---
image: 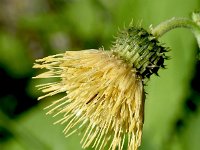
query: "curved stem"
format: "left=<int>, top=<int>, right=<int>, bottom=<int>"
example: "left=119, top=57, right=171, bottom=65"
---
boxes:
left=152, top=17, right=200, bottom=38
left=151, top=13, right=200, bottom=59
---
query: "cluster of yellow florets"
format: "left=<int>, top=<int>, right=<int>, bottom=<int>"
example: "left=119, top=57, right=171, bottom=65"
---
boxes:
left=34, top=50, right=145, bottom=150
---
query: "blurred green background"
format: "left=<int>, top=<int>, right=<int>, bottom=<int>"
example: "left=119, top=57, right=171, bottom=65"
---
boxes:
left=0, top=0, right=200, bottom=150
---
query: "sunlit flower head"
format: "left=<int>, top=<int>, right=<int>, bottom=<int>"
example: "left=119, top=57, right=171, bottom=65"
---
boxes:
left=33, top=25, right=168, bottom=150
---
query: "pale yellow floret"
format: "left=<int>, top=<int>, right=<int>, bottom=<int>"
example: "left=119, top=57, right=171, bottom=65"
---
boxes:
left=33, top=49, right=145, bottom=150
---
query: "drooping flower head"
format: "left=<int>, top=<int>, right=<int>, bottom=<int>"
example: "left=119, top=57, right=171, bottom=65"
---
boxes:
left=33, top=25, right=168, bottom=150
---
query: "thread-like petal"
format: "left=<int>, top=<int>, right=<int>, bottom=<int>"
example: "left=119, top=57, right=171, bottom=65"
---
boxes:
left=33, top=49, right=145, bottom=150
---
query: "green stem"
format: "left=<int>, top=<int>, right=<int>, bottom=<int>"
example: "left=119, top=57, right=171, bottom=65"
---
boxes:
left=151, top=12, right=200, bottom=53
left=152, top=17, right=200, bottom=37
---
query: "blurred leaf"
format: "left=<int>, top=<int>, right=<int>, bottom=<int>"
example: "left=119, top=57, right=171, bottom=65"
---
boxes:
left=182, top=110, right=200, bottom=150
left=1, top=103, right=83, bottom=150
left=0, top=32, right=32, bottom=77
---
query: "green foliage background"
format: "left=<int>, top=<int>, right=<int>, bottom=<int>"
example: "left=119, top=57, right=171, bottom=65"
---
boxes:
left=0, top=0, right=200, bottom=150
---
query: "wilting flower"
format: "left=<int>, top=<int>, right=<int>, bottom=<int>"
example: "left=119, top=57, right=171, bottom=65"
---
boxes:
left=33, top=25, right=168, bottom=150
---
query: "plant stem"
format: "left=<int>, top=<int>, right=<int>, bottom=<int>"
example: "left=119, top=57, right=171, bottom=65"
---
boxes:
left=152, top=18, right=200, bottom=37
left=151, top=14, right=200, bottom=52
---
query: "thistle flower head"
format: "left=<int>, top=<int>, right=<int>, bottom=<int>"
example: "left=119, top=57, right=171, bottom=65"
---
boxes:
left=33, top=25, right=168, bottom=150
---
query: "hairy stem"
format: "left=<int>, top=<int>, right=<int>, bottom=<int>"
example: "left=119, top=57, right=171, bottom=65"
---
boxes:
left=152, top=17, right=200, bottom=38
left=151, top=12, right=200, bottom=58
